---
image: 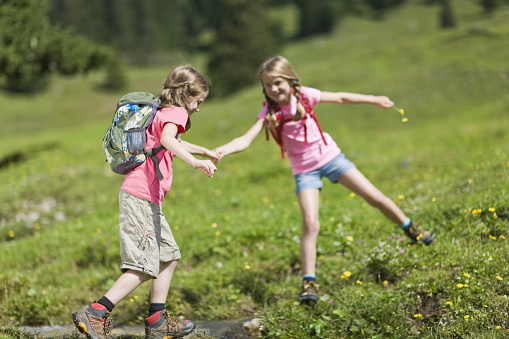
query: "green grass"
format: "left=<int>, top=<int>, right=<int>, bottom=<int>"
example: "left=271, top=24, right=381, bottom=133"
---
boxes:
left=1, top=1, right=509, bottom=338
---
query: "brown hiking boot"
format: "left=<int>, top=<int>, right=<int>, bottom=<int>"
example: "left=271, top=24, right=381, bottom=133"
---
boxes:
left=72, top=305, right=113, bottom=339
left=145, top=310, right=195, bottom=339
left=402, top=222, right=435, bottom=245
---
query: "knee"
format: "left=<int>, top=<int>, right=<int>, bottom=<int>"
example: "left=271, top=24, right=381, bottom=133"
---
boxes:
left=302, top=216, right=320, bottom=235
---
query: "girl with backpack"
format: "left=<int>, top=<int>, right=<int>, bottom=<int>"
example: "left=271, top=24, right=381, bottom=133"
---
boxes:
left=214, top=56, right=434, bottom=304
left=72, top=66, right=217, bottom=339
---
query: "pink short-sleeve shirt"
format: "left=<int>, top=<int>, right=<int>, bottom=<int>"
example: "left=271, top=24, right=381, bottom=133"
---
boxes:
left=257, top=86, right=341, bottom=175
left=120, top=106, right=188, bottom=205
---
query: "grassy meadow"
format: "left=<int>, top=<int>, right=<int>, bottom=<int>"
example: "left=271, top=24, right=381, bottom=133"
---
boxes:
left=1, top=1, right=509, bottom=338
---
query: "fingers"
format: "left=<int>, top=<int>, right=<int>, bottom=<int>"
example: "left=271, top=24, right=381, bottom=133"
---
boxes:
left=195, top=159, right=217, bottom=178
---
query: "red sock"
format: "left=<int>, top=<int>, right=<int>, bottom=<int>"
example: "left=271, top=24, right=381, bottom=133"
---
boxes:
left=145, top=310, right=163, bottom=324
left=91, top=303, right=107, bottom=311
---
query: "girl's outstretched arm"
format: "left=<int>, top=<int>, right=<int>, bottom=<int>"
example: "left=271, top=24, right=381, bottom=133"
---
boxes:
left=214, top=118, right=265, bottom=159
left=320, top=91, right=394, bottom=108
left=161, top=123, right=217, bottom=178
left=180, top=140, right=221, bottom=163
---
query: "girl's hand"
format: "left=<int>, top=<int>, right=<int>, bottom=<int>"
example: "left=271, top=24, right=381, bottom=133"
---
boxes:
left=194, top=159, right=217, bottom=178
left=213, top=146, right=228, bottom=162
left=374, top=96, right=394, bottom=108
left=203, top=149, right=222, bottom=164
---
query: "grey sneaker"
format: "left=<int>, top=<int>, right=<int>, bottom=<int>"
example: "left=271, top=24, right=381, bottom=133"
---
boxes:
left=145, top=310, right=195, bottom=339
left=72, top=305, right=113, bottom=339
left=402, top=222, right=435, bottom=245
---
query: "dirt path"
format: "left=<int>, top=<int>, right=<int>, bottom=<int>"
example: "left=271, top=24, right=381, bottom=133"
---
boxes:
left=21, top=318, right=260, bottom=338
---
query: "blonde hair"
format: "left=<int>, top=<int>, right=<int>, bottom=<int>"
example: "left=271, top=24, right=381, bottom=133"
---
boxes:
left=257, top=56, right=306, bottom=122
left=158, top=66, right=209, bottom=132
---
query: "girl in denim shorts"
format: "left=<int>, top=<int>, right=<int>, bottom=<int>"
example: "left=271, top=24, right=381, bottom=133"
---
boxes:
left=72, top=66, right=218, bottom=339
left=214, top=56, right=435, bottom=304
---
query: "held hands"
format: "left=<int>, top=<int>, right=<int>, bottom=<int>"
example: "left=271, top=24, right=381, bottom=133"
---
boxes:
left=194, top=159, right=217, bottom=178
left=203, top=149, right=222, bottom=164
left=213, top=145, right=232, bottom=163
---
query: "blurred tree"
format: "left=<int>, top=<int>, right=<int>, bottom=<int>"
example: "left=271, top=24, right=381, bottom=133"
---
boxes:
left=362, top=0, right=406, bottom=18
left=207, top=0, right=278, bottom=97
left=294, top=0, right=337, bottom=36
left=100, top=55, right=128, bottom=91
left=480, top=0, right=497, bottom=13
left=439, top=0, right=456, bottom=28
left=0, top=0, right=111, bottom=92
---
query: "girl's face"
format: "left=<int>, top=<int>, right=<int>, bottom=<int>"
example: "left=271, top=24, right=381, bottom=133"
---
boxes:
left=261, top=74, right=292, bottom=105
left=188, top=91, right=208, bottom=114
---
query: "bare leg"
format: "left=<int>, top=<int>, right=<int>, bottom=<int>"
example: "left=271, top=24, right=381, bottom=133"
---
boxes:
left=150, top=260, right=179, bottom=303
left=298, top=188, right=320, bottom=276
left=337, top=168, right=407, bottom=225
left=104, top=270, right=152, bottom=305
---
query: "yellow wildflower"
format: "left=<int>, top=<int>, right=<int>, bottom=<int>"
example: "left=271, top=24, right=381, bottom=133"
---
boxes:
left=463, top=273, right=471, bottom=279
left=414, top=314, right=423, bottom=318
left=245, top=265, right=251, bottom=270
left=499, top=235, right=505, bottom=239
left=464, top=315, right=469, bottom=319
left=341, top=271, right=352, bottom=279
left=346, top=236, right=354, bottom=242
left=489, top=235, right=497, bottom=240
left=489, top=207, right=496, bottom=212
left=457, top=283, right=464, bottom=288
left=446, top=301, right=453, bottom=305
left=496, top=276, right=503, bottom=281
left=401, top=117, right=408, bottom=122
left=356, top=280, right=362, bottom=285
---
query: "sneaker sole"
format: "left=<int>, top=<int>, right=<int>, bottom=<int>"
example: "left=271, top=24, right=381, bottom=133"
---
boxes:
left=422, top=233, right=436, bottom=245
left=148, top=323, right=196, bottom=339
left=72, top=312, right=95, bottom=339
left=299, top=295, right=319, bottom=304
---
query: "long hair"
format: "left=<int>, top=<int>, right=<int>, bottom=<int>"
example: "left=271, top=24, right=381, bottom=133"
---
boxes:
left=257, top=56, right=306, bottom=123
left=158, top=66, right=209, bottom=132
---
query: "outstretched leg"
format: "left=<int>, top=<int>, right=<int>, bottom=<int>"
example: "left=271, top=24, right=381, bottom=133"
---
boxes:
left=336, top=168, right=407, bottom=224
left=337, top=168, right=434, bottom=244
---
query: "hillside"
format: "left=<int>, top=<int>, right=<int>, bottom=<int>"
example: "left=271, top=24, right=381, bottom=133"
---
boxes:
left=1, top=1, right=509, bottom=338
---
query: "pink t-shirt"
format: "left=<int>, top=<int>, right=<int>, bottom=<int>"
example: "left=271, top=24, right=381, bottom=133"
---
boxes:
left=257, top=86, right=341, bottom=175
left=120, top=106, right=188, bottom=205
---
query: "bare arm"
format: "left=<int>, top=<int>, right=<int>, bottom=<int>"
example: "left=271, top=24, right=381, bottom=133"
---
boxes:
left=160, top=123, right=217, bottom=177
left=320, top=91, right=394, bottom=108
left=180, top=140, right=220, bottom=163
left=214, top=118, right=265, bottom=159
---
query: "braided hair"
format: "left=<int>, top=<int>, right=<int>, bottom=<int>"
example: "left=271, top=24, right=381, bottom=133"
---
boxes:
left=258, top=56, right=307, bottom=127
left=158, top=66, right=209, bottom=132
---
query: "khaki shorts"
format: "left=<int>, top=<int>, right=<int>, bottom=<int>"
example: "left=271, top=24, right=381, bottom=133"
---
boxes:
left=118, top=190, right=181, bottom=278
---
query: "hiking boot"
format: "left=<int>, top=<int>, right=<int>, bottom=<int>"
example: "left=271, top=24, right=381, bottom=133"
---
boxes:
left=145, top=310, right=195, bottom=339
left=298, top=279, right=319, bottom=304
left=72, top=305, right=113, bottom=339
left=402, top=222, right=435, bottom=245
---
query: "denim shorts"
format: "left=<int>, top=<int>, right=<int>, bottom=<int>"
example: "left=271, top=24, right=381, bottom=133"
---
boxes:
left=294, top=153, right=356, bottom=194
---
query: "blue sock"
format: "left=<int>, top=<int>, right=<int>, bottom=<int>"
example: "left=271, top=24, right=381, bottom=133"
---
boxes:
left=400, top=217, right=412, bottom=229
left=303, top=274, right=316, bottom=281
